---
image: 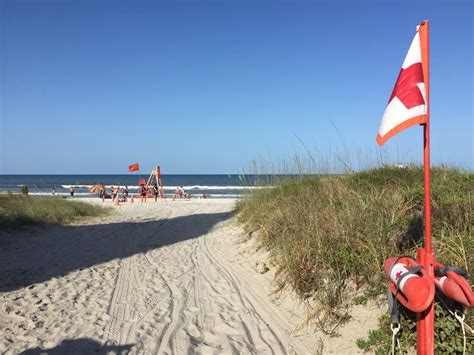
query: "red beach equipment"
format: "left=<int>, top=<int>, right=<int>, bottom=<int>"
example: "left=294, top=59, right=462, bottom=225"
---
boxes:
left=89, top=184, right=105, bottom=193
left=384, top=257, right=435, bottom=313
left=434, top=263, right=474, bottom=307
left=377, top=21, right=435, bottom=352
left=128, top=163, right=140, bottom=172
left=144, top=166, right=165, bottom=199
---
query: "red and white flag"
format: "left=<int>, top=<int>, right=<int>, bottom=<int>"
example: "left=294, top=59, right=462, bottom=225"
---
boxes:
left=377, top=24, right=429, bottom=146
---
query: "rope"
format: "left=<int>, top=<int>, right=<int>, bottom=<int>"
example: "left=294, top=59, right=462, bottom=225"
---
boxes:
left=386, top=257, right=419, bottom=355
left=454, top=310, right=466, bottom=355
left=391, top=322, right=401, bottom=355
left=435, top=294, right=473, bottom=354
left=435, top=293, right=455, bottom=316
left=456, top=312, right=473, bottom=334
left=435, top=293, right=473, bottom=331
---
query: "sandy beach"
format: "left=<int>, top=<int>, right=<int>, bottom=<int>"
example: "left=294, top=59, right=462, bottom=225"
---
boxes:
left=0, top=198, right=382, bottom=354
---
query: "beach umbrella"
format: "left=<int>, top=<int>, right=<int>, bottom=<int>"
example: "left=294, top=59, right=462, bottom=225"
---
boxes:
left=89, top=184, right=105, bottom=193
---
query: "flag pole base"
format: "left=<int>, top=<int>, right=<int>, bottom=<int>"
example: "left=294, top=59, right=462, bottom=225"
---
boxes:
left=416, top=247, right=435, bottom=355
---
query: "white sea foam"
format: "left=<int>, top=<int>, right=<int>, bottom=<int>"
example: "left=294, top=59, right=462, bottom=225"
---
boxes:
left=163, top=185, right=266, bottom=190
left=60, top=185, right=95, bottom=189
left=29, top=192, right=95, bottom=197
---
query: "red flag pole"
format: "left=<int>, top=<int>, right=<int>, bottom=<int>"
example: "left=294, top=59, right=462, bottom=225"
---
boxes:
left=416, top=20, right=435, bottom=355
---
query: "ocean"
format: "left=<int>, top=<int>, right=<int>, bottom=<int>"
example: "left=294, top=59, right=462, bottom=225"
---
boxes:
left=0, top=175, right=271, bottom=199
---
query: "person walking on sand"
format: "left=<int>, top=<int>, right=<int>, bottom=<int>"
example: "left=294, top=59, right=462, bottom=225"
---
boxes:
left=140, top=184, right=147, bottom=202
left=20, top=185, right=29, bottom=195
left=70, top=186, right=75, bottom=197
left=152, top=183, right=159, bottom=202
left=120, top=187, right=127, bottom=202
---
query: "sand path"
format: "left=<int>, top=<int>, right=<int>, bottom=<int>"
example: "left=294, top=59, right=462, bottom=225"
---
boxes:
left=0, top=199, right=313, bottom=354
left=1, top=198, right=381, bottom=354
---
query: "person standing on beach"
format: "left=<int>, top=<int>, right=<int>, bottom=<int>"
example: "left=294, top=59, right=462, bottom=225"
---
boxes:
left=70, top=187, right=75, bottom=197
left=152, top=183, right=158, bottom=202
left=140, top=184, right=147, bottom=202
left=20, top=185, right=29, bottom=195
left=119, top=187, right=127, bottom=202
left=112, top=187, right=118, bottom=202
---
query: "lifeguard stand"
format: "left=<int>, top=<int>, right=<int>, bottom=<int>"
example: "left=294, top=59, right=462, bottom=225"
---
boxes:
left=144, top=166, right=165, bottom=199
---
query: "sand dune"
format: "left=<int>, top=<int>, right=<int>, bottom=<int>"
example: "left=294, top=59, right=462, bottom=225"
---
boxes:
left=0, top=198, right=382, bottom=354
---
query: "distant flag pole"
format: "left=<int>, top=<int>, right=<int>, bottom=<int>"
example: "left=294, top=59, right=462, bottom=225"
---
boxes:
left=377, top=21, right=434, bottom=354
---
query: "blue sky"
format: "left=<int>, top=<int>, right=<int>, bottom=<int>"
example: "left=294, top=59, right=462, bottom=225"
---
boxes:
left=0, top=0, right=472, bottom=174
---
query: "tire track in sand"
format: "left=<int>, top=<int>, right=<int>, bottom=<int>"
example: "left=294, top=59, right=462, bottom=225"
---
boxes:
left=201, top=222, right=311, bottom=354
left=105, top=202, right=310, bottom=353
left=104, top=207, right=174, bottom=348
left=198, top=231, right=287, bottom=354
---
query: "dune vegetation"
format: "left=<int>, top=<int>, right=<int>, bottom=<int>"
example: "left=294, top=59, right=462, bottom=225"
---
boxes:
left=237, top=166, right=473, bottom=353
left=0, top=194, right=111, bottom=229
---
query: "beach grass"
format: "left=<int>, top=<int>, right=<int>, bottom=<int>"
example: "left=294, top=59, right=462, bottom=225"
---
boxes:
left=236, top=166, right=473, bottom=350
left=0, top=194, right=111, bottom=229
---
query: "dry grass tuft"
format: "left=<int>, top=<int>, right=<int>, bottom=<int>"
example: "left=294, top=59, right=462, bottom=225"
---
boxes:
left=0, top=194, right=111, bottom=228
left=237, top=166, right=473, bottom=338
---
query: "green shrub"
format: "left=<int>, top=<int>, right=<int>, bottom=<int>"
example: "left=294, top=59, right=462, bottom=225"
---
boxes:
left=0, top=194, right=111, bottom=228
left=237, top=166, right=473, bottom=349
left=356, top=302, right=473, bottom=354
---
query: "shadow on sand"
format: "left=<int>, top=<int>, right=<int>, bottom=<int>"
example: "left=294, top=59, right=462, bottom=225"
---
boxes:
left=0, top=211, right=231, bottom=293
left=21, top=338, right=133, bottom=354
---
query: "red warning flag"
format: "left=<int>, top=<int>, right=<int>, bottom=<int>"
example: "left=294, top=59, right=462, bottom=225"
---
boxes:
left=377, top=24, right=429, bottom=146
left=128, top=163, right=140, bottom=172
